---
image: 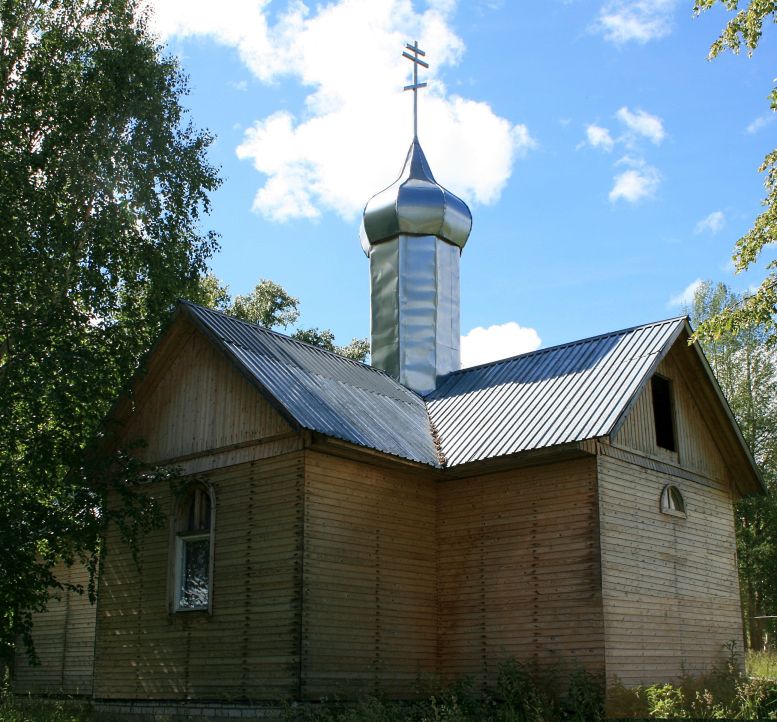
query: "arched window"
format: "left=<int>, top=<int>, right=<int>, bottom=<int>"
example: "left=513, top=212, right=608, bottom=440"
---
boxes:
left=660, top=484, right=686, bottom=518
left=174, top=484, right=213, bottom=611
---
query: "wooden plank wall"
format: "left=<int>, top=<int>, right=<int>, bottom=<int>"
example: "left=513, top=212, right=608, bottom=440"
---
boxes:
left=92, top=452, right=304, bottom=701
left=14, top=562, right=96, bottom=696
left=122, top=328, right=292, bottom=465
left=438, top=458, right=604, bottom=689
left=615, top=346, right=733, bottom=484
left=301, top=451, right=437, bottom=699
left=597, top=454, right=742, bottom=686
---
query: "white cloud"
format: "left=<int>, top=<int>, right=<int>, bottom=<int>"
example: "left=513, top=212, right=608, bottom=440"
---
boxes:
left=149, top=0, right=533, bottom=222
left=609, top=157, right=660, bottom=202
left=694, top=210, right=725, bottom=235
left=594, top=0, right=676, bottom=45
left=585, top=124, right=615, bottom=151
left=615, top=106, right=665, bottom=144
left=460, top=322, right=542, bottom=368
left=746, top=113, right=776, bottom=134
left=668, top=278, right=703, bottom=309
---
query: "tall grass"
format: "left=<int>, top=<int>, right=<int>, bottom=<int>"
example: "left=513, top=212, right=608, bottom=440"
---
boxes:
left=748, top=649, right=777, bottom=680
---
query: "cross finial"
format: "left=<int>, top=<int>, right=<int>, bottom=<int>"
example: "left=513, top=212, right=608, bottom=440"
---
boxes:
left=403, top=41, right=428, bottom=139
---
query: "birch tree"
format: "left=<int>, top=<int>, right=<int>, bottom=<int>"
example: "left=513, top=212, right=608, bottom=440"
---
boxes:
left=0, top=0, right=220, bottom=662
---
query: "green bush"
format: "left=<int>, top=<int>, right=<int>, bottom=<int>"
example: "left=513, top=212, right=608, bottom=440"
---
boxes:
left=14, top=650, right=777, bottom=721
left=280, top=658, right=603, bottom=722
left=605, top=644, right=777, bottom=720
left=0, top=697, right=95, bottom=722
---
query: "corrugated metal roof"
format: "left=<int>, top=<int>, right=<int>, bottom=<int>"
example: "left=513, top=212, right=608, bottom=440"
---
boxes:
left=426, top=317, right=686, bottom=467
left=181, top=302, right=441, bottom=466
left=181, top=302, right=687, bottom=469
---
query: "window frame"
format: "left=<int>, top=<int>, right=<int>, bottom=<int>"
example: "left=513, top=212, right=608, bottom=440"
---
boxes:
left=170, top=482, right=215, bottom=614
left=660, top=483, right=687, bottom=519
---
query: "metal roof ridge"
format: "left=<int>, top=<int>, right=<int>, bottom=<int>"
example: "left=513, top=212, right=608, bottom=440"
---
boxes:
left=431, top=315, right=689, bottom=384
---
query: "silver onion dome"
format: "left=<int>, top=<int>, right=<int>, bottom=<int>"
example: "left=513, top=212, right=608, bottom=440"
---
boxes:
left=360, top=139, right=472, bottom=255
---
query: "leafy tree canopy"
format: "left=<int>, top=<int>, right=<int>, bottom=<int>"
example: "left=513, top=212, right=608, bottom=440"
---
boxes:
left=693, top=1, right=777, bottom=343
left=192, top=275, right=370, bottom=362
left=0, top=0, right=220, bottom=662
left=689, top=281, right=777, bottom=648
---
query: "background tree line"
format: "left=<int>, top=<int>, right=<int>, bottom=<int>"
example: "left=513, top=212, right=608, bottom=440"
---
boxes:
left=689, top=0, right=777, bottom=650
left=689, top=282, right=777, bottom=650
left=192, top=274, right=368, bottom=361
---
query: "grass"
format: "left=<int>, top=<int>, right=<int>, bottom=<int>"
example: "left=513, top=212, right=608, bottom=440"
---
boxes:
left=748, top=649, right=777, bottom=679
left=2, top=652, right=777, bottom=721
left=0, top=697, right=95, bottom=722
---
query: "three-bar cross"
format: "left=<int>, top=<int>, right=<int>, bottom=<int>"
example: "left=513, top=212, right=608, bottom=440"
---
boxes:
left=403, top=41, right=428, bottom=139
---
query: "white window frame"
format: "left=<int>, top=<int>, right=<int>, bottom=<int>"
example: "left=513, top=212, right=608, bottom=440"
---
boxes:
left=660, top=483, right=687, bottom=519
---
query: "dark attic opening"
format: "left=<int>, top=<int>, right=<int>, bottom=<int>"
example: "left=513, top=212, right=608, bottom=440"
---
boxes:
left=651, top=374, right=676, bottom=452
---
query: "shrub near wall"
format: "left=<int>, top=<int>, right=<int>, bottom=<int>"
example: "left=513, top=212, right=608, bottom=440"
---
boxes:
left=283, top=659, right=605, bottom=722
left=6, top=653, right=777, bottom=721
left=605, top=648, right=777, bottom=720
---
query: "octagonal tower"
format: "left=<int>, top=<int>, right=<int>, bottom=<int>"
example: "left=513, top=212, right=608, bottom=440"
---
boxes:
left=360, top=138, right=472, bottom=395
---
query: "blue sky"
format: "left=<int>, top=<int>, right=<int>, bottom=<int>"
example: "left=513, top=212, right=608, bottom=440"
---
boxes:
left=150, top=0, right=775, bottom=366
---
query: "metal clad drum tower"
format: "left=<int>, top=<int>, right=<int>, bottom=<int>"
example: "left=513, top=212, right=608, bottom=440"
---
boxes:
left=359, top=42, right=472, bottom=395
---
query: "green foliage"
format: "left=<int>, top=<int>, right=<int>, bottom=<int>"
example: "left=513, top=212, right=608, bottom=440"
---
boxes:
left=749, top=649, right=777, bottom=678
left=281, top=658, right=603, bottom=722
left=0, top=0, right=219, bottom=664
left=0, top=699, right=94, bottom=722
left=292, top=328, right=371, bottom=362
left=6, top=657, right=774, bottom=721
left=193, top=276, right=370, bottom=362
left=560, top=666, right=605, bottom=722
left=692, top=2, right=777, bottom=344
left=6, top=655, right=777, bottom=722
left=689, top=282, right=777, bottom=650
left=694, top=0, right=777, bottom=58
left=645, top=683, right=688, bottom=718
left=493, top=658, right=557, bottom=721
left=231, top=279, right=301, bottom=329
left=190, top=272, right=231, bottom=312
left=607, top=645, right=777, bottom=719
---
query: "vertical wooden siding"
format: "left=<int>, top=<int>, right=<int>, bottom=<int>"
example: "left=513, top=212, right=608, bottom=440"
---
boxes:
left=14, top=563, right=96, bottom=696
left=301, top=451, right=437, bottom=699
left=123, top=328, right=291, bottom=465
left=92, top=452, right=304, bottom=701
left=598, top=454, right=742, bottom=686
left=614, top=346, right=733, bottom=484
left=438, top=458, right=604, bottom=688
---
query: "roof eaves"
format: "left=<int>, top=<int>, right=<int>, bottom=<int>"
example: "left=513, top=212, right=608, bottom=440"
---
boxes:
left=605, top=317, right=688, bottom=440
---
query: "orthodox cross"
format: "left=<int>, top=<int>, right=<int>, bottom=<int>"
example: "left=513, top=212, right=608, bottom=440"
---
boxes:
left=403, top=41, right=428, bottom=139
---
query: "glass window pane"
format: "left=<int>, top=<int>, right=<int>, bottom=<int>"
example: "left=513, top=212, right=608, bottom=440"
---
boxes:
left=179, top=538, right=209, bottom=609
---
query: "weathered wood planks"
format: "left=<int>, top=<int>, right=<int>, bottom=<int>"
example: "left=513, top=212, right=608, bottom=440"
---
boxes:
left=14, top=563, right=96, bottom=696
